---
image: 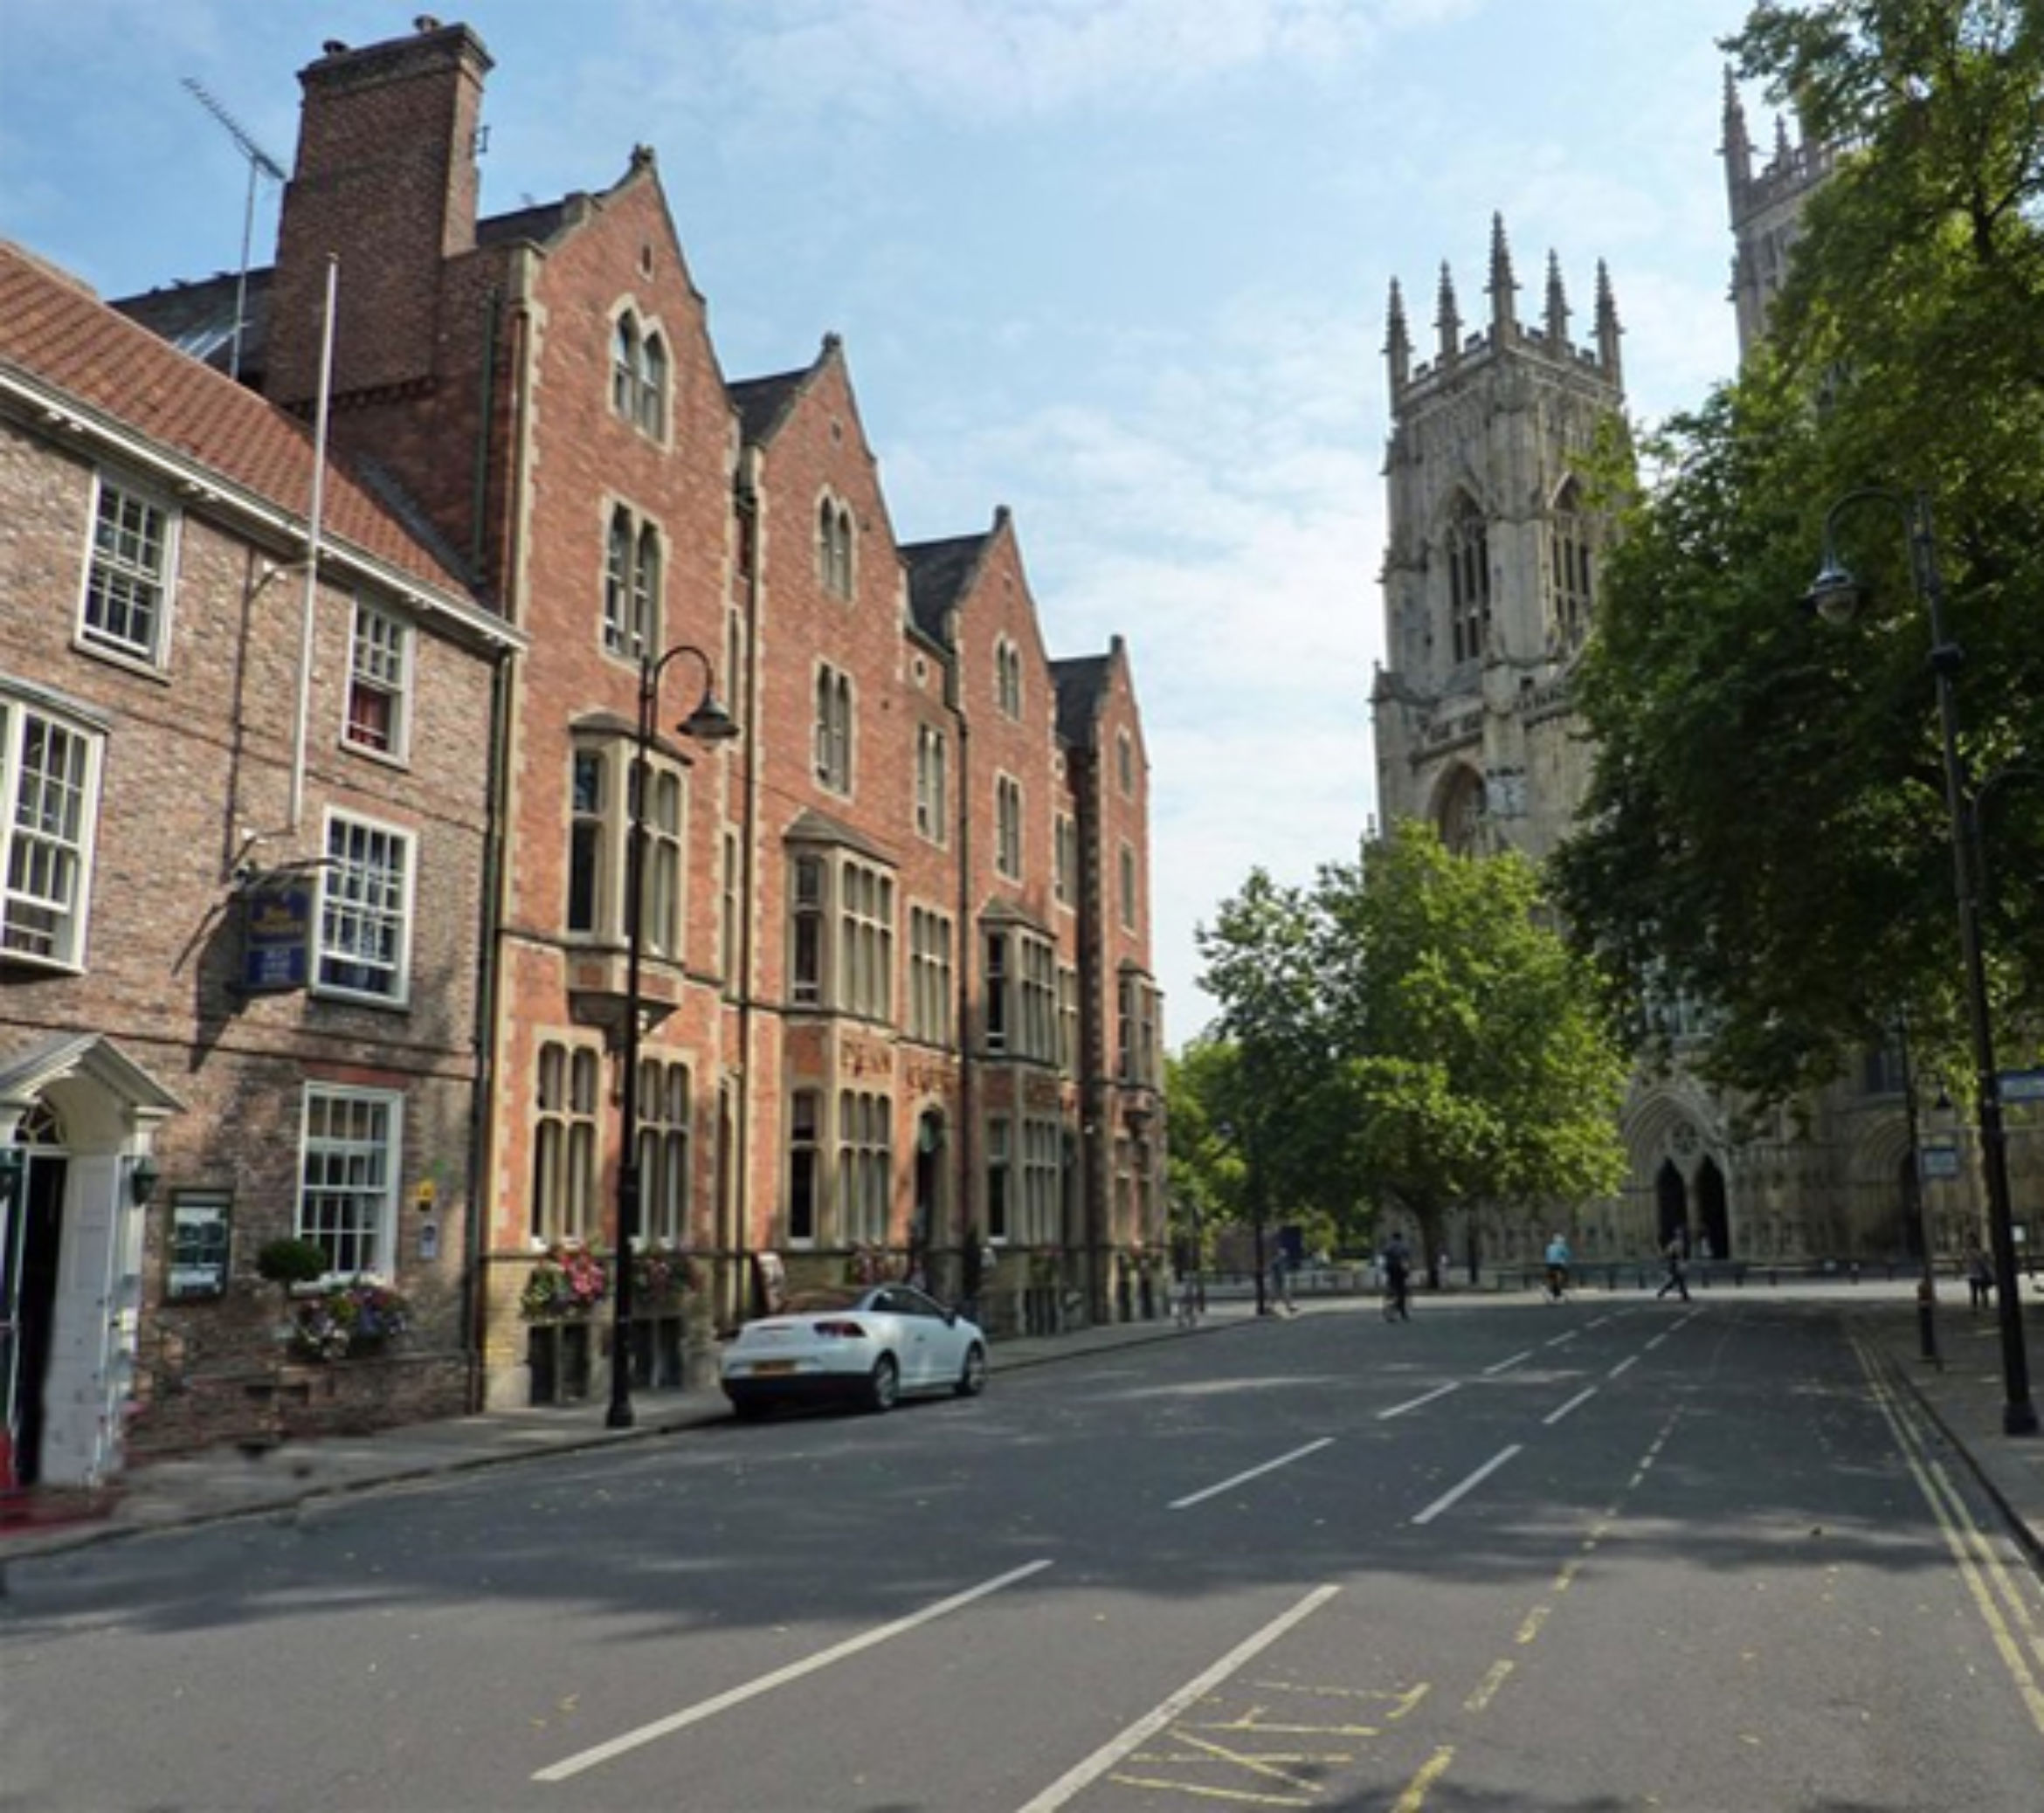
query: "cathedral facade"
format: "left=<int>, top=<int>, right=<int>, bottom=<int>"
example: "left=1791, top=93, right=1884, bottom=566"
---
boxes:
left=1368, top=88, right=2005, bottom=1277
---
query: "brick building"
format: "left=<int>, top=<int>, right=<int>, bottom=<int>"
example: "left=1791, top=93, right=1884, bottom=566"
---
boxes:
left=97, top=17, right=1164, bottom=1427
left=0, top=240, right=518, bottom=1486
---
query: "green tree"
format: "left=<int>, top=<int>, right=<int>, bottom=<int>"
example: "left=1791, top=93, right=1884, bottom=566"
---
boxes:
left=1163, top=1038, right=1246, bottom=1260
left=1197, top=830, right=1628, bottom=1276
left=1554, top=0, right=2044, bottom=1102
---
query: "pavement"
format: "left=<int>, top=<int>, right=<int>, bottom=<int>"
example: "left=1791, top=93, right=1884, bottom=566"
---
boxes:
left=3, top=1279, right=2041, bottom=1575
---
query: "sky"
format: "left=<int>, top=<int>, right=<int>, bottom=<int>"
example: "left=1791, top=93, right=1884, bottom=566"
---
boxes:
left=0, top=0, right=1765, bottom=1039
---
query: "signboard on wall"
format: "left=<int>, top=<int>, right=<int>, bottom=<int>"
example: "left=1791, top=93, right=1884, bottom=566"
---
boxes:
left=166, top=1191, right=231, bottom=1300
left=240, top=880, right=312, bottom=992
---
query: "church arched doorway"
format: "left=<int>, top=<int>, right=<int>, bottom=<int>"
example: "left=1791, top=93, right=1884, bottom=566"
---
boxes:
left=1697, top=1157, right=1730, bottom=1261
left=1656, top=1160, right=1688, bottom=1253
left=1899, top=1150, right=1924, bottom=1259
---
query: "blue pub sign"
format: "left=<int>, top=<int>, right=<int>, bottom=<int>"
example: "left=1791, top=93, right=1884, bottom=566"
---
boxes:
left=240, top=880, right=312, bottom=992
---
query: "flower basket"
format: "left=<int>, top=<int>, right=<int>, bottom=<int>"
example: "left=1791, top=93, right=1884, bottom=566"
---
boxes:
left=632, top=1246, right=698, bottom=1310
left=287, top=1279, right=411, bottom=1362
left=521, top=1244, right=611, bottom=1320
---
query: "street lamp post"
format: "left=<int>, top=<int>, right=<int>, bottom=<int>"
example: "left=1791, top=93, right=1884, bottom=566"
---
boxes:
left=1806, top=487, right=2036, bottom=1436
left=607, top=644, right=739, bottom=1431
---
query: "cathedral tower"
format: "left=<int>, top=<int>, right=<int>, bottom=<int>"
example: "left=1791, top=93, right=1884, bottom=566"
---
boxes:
left=1722, top=69, right=1833, bottom=361
left=1371, top=216, right=1626, bottom=862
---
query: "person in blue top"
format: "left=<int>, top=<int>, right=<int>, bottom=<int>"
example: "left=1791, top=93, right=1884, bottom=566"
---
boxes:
left=1543, top=1231, right=1572, bottom=1302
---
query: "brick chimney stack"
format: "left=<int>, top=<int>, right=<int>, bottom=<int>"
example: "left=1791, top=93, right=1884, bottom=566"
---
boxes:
left=269, top=20, right=494, bottom=408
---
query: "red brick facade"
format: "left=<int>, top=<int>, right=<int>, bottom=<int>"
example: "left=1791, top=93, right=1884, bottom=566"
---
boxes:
left=35, top=13, right=1165, bottom=1443
left=0, top=241, right=515, bottom=1476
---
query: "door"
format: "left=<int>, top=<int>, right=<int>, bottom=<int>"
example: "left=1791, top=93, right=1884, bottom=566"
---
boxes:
left=1, top=1151, right=66, bottom=1488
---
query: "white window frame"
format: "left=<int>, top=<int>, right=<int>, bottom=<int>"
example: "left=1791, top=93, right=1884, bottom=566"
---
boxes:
left=80, top=472, right=178, bottom=668
left=343, top=597, right=412, bottom=760
left=0, top=693, right=103, bottom=970
left=297, top=1084, right=403, bottom=1279
left=315, top=810, right=416, bottom=1005
left=602, top=505, right=662, bottom=659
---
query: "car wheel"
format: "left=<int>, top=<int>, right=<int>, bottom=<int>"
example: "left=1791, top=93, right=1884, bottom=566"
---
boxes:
left=729, top=1396, right=769, bottom=1421
left=865, top=1353, right=901, bottom=1413
left=954, top=1343, right=988, bottom=1397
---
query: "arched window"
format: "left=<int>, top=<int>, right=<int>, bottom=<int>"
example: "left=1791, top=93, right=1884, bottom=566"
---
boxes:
left=637, top=331, right=667, bottom=437
left=603, top=507, right=634, bottom=653
left=1435, top=764, right=1486, bottom=857
left=632, top=522, right=661, bottom=656
left=1549, top=477, right=1593, bottom=645
left=1447, top=493, right=1490, bottom=665
left=815, top=497, right=853, bottom=598
left=611, top=316, right=639, bottom=418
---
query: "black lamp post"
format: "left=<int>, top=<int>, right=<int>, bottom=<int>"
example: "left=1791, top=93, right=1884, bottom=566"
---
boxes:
left=1806, top=487, right=2035, bottom=1436
left=607, top=643, right=738, bottom=1431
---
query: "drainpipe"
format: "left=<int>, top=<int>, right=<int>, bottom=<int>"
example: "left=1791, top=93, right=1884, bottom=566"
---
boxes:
left=952, top=638, right=976, bottom=1299
left=461, top=642, right=514, bottom=1408
left=732, top=455, right=764, bottom=1330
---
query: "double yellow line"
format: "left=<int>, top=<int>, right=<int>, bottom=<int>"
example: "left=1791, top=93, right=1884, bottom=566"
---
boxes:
left=1854, top=1337, right=2044, bottom=1736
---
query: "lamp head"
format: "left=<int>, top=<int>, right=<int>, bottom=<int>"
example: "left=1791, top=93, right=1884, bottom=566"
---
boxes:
left=1805, top=555, right=1862, bottom=627
left=677, top=686, right=740, bottom=743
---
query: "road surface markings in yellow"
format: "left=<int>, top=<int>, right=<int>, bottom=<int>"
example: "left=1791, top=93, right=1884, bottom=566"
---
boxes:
left=1463, top=1659, right=1515, bottom=1713
left=1389, top=1746, right=1455, bottom=1811
left=534, top=1559, right=1053, bottom=1781
left=1170, top=1439, right=1336, bottom=1511
left=1112, top=1679, right=1430, bottom=1804
left=1016, top=1585, right=1343, bottom=1813
left=1853, top=1338, right=2044, bottom=1737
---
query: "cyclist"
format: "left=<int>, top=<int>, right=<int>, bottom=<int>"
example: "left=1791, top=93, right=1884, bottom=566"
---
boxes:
left=1381, top=1232, right=1412, bottom=1322
left=1543, top=1230, right=1572, bottom=1302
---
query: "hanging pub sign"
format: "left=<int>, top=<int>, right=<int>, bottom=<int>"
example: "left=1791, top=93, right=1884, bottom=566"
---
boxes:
left=240, top=877, right=313, bottom=992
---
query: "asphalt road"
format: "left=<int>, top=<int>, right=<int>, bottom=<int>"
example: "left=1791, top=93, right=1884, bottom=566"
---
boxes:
left=5, top=1297, right=2044, bottom=1812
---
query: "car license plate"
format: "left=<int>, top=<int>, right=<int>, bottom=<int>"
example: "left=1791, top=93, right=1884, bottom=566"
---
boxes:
left=751, top=1361, right=797, bottom=1375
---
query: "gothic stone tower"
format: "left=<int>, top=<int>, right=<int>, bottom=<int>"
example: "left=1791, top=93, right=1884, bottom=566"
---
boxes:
left=1371, top=216, right=1622, bottom=864
left=1722, top=69, right=1835, bottom=363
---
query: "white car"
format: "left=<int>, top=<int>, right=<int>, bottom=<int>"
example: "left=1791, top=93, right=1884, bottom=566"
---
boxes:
left=720, top=1283, right=990, bottom=1417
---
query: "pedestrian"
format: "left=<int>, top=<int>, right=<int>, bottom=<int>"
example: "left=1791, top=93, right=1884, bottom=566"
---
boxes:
left=1269, top=1251, right=1295, bottom=1315
left=1967, top=1245, right=1993, bottom=1311
left=1543, top=1230, right=1572, bottom=1302
left=1656, top=1237, right=1691, bottom=1303
left=1381, top=1232, right=1412, bottom=1321
left=1174, top=1266, right=1200, bottom=1329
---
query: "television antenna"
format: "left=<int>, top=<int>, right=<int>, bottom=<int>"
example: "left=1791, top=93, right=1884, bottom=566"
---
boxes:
left=182, top=77, right=287, bottom=381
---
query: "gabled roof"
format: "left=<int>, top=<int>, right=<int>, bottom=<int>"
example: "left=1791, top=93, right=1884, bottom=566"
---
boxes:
left=899, top=531, right=991, bottom=645
left=727, top=369, right=809, bottom=445
left=0, top=240, right=483, bottom=605
left=1051, top=653, right=1114, bottom=748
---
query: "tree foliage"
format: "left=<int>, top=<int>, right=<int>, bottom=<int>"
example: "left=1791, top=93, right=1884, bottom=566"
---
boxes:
left=1553, top=0, right=2044, bottom=1103
left=1196, top=829, right=1629, bottom=1265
